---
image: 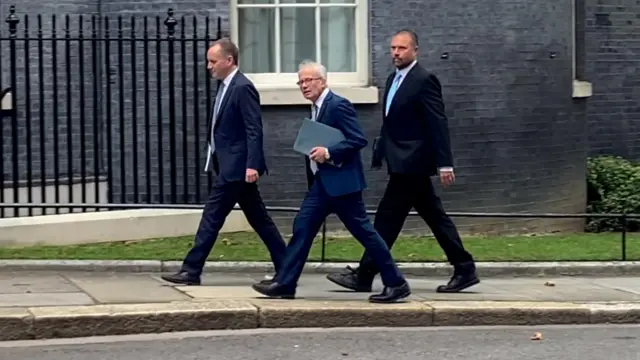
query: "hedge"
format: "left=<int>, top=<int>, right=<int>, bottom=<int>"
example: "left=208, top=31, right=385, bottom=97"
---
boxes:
left=586, top=155, right=640, bottom=232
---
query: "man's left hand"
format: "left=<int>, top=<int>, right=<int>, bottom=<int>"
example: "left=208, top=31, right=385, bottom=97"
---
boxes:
left=309, top=147, right=328, bottom=164
left=439, top=169, right=455, bottom=187
left=246, top=168, right=259, bottom=183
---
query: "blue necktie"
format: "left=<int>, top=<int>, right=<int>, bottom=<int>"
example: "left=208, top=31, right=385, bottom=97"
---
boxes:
left=385, top=72, right=402, bottom=116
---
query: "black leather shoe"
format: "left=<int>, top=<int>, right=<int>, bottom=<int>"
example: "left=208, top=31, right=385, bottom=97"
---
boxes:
left=326, top=266, right=373, bottom=292
left=436, top=272, right=480, bottom=293
left=160, top=271, right=201, bottom=286
left=368, top=282, right=411, bottom=303
left=251, top=281, right=296, bottom=299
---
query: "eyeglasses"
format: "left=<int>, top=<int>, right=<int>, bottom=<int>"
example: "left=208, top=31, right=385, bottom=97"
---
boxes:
left=296, top=77, right=321, bottom=86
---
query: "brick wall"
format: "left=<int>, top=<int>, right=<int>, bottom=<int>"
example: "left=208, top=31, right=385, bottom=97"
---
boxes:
left=0, top=0, right=589, bottom=235
left=583, top=0, right=640, bottom=161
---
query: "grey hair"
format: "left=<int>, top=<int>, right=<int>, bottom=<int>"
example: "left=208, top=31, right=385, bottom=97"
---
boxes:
left=298, top=59, right=327, bottom=80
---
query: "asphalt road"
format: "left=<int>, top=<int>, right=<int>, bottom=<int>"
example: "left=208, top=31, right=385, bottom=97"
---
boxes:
left=1, top=325, right=640, bottom=360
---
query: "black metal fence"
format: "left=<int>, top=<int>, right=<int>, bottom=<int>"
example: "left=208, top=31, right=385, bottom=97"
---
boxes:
left=0, top=6, right=638, bottom=262
left=0, top=6, right=222, bottom=217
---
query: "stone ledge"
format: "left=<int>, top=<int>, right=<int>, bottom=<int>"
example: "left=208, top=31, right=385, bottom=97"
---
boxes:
left=258, top=86, right=379, bottom=105
left=5, top=260, right=640, bottom=278
left=252, top=299, right=433, bottom=328
left=2, top=300, right=640, bottom=341
left=0, top=209, right=251, bottom=247
left=427, top=300, right=592, bottom=326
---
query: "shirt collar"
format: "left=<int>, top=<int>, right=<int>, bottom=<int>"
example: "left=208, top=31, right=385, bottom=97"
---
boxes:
left=395, top=59, right=417, bottom=78
left=314, top=88, right=330, bottom=109
left=223, top=67, right=239, bottom=86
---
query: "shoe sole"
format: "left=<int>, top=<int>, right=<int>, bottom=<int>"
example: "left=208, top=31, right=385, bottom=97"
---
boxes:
left=161, top=276, right=201, bottom=286
left=368, top=290, right=412, bottom=304
left=251, top=285, right=296, bottom=299
left=326, top=275, right=372, bottom=292
left=436, top=278, right=480, bottom=293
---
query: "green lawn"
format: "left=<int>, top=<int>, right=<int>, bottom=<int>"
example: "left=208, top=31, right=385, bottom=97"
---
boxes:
left=0, top=232, right=638, bottom=262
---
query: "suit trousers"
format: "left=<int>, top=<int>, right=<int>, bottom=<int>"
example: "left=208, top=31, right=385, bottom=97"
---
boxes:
left=181, top=180, right=286, bottom=277
left=275, top=177, right=405, bottom=289
left=358, top=173, right=475, bottom=277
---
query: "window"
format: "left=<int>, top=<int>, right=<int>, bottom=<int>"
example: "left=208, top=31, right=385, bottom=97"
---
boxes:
left=229, top=0, right=369, bottom=88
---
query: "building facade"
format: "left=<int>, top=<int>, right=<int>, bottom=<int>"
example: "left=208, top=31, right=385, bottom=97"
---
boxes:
left=0, top=0, right=637, bottom=235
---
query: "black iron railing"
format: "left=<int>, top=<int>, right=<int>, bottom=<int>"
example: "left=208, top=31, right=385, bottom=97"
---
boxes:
left=0, top=6, right=223, bottom=216
left=1, top=6, right=638, bottom=263
left=0, top=202, right=638, bottom=261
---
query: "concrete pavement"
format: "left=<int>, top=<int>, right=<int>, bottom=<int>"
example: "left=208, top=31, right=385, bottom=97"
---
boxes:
left=2, top=271, right=640, bottom=341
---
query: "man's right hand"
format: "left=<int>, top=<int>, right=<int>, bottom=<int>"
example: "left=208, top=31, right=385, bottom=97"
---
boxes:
left=439, top=169, right=455, bottom=187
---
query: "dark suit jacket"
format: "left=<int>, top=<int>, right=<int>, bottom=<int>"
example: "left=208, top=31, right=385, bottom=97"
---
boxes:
left=207, top=71, right=268, bottom=183
left=374, top=63, right=454, bottom=176
left=304, top=91, right=368, bottom=197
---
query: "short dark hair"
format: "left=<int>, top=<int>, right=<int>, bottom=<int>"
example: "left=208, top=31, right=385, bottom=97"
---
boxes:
left=212, top=38, right=239, bottom=65
left=394, top=29, right=419, bottom=47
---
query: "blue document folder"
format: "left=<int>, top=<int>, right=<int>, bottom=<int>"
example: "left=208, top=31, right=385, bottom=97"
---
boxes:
left=293, top=118, right=346, bottom=155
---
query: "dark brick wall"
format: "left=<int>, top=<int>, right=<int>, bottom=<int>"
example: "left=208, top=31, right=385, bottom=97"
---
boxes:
left=0, top=0, right=589, bottom=235
left=583, top=0, right=640, bottom=161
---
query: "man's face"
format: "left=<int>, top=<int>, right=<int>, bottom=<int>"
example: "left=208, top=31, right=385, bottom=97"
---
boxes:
left=297, top=67, right=325, bottom=101
left=390, top=33, right=417, bottom=69
left=206, top=45, right=233, bottom=79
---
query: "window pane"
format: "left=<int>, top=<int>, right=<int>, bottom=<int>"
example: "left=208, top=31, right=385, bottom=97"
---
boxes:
left=320, top=7, right=356, bottom=72
left=238, top=8, right=276, bottom=73
left=280, top=8, right=316, bottom=73
left=319, top=0, right=355, bottom=3
left=281, top=0, right=315, bottom=3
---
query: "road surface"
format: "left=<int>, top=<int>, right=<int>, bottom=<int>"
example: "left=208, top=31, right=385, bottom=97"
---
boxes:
left=1, top=325, right=640, bottom=359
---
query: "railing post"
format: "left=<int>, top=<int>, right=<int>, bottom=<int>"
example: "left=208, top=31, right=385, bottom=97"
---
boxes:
left=621, top=213, right=627, bottom=261
left=6, top=6, right=20, bottom=217
left=164, top=9, right=178, bottom=203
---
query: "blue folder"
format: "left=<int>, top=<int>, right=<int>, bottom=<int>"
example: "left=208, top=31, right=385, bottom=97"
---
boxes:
left=293, top=118, right=346, bottom=155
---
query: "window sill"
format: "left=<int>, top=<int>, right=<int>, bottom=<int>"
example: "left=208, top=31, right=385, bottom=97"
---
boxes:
left=572, top=80, right=592, bottom=98
left=257, top=86, right=379, bottom=106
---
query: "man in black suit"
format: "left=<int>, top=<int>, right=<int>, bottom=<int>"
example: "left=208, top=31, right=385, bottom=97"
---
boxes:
left=251, top=60, right=411, bottom=303
left=327, top=30, right=480, bottom=293
left=161, top=39, right=286, bottom=286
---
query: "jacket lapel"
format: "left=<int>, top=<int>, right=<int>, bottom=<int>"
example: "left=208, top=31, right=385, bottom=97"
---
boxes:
left=213, top=73, right=238, bottom=131
left=384, top=63, right=420, bottom=119
left=315, top=91, right=332, bottom=124
left=382, top=74, right=394, bottom=119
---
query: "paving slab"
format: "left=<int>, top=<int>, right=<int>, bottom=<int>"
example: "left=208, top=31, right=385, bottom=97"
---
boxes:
left=150, top=273, right=259, bottom=287
left=478, top=278, right=640, bottom=302
left=0, top=293, right=95, bottom=307
left=588, top=277, right=640, bottom=296
left=178, top=286, right=264, bottom=299
left=171, top=275, right=640, bottom=302
left=66, top=273, right=192, bottom=303
left=0, top=272, right=80, bottom=294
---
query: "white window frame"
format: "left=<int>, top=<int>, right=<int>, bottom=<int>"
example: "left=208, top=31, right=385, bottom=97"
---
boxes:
left=229, top=0, right=370, bottom=89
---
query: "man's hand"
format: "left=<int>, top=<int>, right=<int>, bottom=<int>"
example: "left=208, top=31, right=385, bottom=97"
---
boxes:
left=309, top=146, right=329, bottom=164
left=439, top=169, right=455, bottom=187
left=246, top=168, right=259, bottom=183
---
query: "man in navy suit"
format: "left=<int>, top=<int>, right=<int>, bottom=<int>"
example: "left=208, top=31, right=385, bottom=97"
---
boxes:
left=161, top=39, right=286, bottom=286
left=251, top=60, right=411, bottom=303
left=327, top=30, right=479, bottom=293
